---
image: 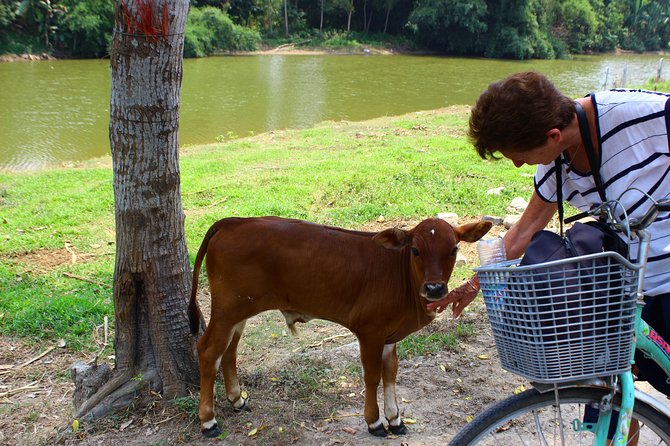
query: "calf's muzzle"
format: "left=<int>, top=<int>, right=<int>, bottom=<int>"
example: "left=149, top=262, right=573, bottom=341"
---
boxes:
left=422, top=282, right=447, bottom=300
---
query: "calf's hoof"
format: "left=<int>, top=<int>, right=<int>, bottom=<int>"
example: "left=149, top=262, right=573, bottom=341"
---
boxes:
left=231, top=398, right=251, bottom=412
left=202, top=423, right=222, bottom=438
left=389, top=421, right=408, bottom=435
left=368, top=424, right=387, bottom=437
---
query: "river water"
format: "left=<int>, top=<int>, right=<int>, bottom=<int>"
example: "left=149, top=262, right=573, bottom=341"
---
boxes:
left=0, top=53, right=666, bottom=170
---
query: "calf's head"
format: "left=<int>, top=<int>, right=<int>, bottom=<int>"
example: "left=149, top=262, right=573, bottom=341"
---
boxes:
left=372, top=218, right=492, bottom=300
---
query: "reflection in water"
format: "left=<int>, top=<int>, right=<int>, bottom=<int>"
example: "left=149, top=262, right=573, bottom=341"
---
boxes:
left=265, top=55, right=285, bottom=130
left=0, top=54, right=667, bottom=170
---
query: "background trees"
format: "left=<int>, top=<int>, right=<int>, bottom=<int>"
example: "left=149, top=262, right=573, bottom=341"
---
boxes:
left=1, top=1, right=668, bottom=62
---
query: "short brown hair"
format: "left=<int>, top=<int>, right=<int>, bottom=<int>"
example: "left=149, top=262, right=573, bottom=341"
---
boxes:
left=468, top=72, right=576, bottom=159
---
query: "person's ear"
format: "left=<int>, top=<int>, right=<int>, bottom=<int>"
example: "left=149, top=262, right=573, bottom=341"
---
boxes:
left=546, top=128, right=561, bottom=143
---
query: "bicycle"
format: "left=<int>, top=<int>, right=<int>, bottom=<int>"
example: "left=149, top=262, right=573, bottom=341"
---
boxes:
left=449, top=196, right=670, bottom=445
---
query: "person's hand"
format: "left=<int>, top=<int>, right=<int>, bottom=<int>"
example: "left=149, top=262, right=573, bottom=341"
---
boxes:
left=426, top=277, right=479, bottom=318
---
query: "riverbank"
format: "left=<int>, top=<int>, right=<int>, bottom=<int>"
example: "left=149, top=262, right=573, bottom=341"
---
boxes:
left=0, top=52, right=56, bottom=62
left=3, top=42, right=667, bottom=63
left=0, top=42, right=421, bottom=62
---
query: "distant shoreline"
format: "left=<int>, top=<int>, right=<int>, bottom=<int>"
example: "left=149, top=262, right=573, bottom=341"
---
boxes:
left=0, top=42, right=404, bottom=62
left=0, top=52, right=56, bottom=62
left=0, top=44, right=438, bottom=62
left=2, top=45, right=668, bottom=63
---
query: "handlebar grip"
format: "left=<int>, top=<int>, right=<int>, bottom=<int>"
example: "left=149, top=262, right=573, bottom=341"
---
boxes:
left=657, top=198, right=670, bottom=212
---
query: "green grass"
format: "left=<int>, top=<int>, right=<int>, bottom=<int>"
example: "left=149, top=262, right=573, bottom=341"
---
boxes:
left=642, top=78, right=670, bottom=92
left=0, top=107, right=531, bottom=350
left=397, top=322, right=476, bottom=360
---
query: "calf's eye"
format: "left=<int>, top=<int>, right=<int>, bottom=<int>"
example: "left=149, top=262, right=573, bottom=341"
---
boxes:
left=411, top=247, right=420, bottom=256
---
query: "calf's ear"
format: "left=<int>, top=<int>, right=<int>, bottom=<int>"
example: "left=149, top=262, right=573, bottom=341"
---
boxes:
left=372, top=228, right=410, bottom=250
left=455, top=221, right=493, bottom=243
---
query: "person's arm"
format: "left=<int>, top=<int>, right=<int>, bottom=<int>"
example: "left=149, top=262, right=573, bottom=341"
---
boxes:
left=503, top=191, right=557, bottom=260
left=427, top=191, right=557, bottom=317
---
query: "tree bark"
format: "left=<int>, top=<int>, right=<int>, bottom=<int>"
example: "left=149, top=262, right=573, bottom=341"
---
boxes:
left=74, top=0, right=199, bottom=420
left=320, top=0, right=324, bottom=33
left=384, top=2, right=391, bottom=34
left=284, top=0, right=289, bottom=36
left=363, top=0, right=367, bottom=33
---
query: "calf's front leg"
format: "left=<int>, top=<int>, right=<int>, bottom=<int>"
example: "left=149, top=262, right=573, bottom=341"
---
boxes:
left=382, top=343, right=407, bottom=435
left=359, top=338, right=386, bottom=436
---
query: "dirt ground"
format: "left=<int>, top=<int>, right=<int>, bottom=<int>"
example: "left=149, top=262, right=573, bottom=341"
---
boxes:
left=1, top=305, right=523, bottom=446
left=5, top=220, right=665, bottom=446
left=0, top=220, right=527, bottom=446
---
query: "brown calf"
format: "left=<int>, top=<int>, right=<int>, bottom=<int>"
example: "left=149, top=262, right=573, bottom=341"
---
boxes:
left=188, top=216, right=491, bottom=438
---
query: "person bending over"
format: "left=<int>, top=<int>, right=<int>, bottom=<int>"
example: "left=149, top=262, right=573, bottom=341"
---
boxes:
left=428, top=72, right=670, bottom=406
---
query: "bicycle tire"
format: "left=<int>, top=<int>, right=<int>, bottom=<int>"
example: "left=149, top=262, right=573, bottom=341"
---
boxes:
left=449, top=387, right=670, bottom=445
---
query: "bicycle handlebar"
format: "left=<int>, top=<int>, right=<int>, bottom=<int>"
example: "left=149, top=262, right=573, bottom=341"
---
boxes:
left=565, top=197, right=670, bottom=233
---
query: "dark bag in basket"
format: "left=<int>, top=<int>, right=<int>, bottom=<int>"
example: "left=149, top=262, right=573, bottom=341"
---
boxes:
left=520, top=220, right=626, bottom=265
left=518, top=221, right=628, bottom=343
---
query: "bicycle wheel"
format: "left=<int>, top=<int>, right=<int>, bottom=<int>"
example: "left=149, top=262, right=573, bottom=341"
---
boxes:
left=449, top=387, right=670, bottom=445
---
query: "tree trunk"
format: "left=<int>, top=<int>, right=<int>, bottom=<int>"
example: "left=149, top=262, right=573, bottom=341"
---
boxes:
left=347, top=0, right=353, bottom=33
left=74, top=0, right=199, bottom=420
left=320, top=0, right=323, bottom=33
left=284, top=0, right=289, bottom=36
left=363, top=0, right=367, bottom=33
left=384, top=2, right=391, bottom=34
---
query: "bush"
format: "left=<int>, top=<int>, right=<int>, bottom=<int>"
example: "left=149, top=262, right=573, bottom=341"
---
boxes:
left=184, top=25, right=209, bottom=58
left=0, top=31, right=46, bottom=55
left=0, top=3, right=15, bottom=29
left=184, top=6, right=259, bottom=57
left=231, top=24, right=260, bottom=51
left=58, top=0, right=114, bottom=57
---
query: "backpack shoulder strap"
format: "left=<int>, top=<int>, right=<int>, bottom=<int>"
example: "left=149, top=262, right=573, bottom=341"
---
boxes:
left=555, top=157, right=564, bottom=236
left=574, top=101, right=606, bottom=202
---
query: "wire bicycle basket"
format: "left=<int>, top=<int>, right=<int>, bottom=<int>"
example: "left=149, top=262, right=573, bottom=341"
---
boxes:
left=475, top=252, right=640, bottom=383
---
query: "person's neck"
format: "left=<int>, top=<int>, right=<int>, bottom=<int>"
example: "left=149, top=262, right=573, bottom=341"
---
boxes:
left=561, top=117, right=590, bottom=173
left=567, top=97, right=600, bottom=173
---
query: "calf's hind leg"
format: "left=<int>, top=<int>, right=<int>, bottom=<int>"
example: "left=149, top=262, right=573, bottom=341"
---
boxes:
left=196, top=320, right=237, bottom=438
left=220, top=320, right=249, bottom=411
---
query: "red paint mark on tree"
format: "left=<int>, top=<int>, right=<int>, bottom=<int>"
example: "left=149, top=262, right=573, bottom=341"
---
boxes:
left=119, top=0, right=169, bottom=40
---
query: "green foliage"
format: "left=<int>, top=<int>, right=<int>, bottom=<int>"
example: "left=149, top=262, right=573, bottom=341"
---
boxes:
left=58, top=0, right=113, bottom=57
left=557, top=0, right=599, bottom=53
left=1, top=0, right=670, bottom=59
left=184, top=6, right=259, bottom=58
left=0, top=28, right=45, bottom=54
left=171, top=396, right=199, bottom=419
left=14, top=0, right=67, bottom=47
left=0, top=1, right=16, bottom=28
left=483, top=0, right=552, bottom=59
left=620, top=0, right=670, bottom=52
left=407, top=0, right=488, bottom=55
left=590, top=0, right=624, bottom=52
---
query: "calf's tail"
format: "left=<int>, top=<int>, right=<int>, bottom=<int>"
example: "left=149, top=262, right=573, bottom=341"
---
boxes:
left=189, top=222, right=221, bottom=335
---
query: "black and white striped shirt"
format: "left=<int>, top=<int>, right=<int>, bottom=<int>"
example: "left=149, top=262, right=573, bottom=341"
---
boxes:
left=535, top=89, right=670, bottom=296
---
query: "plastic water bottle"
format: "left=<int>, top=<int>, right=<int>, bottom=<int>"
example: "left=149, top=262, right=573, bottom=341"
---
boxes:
left=477, top=237, right=507, bottom=317
left=477, top=236, right=507, bottom=266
